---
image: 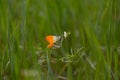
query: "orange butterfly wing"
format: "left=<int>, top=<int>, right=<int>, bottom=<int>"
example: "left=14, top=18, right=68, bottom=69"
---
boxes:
left=47, top=43, right=54, bottom=48
left=46, top=36, right=54, bottom=43
left=46, top=36, right=54, bottom=48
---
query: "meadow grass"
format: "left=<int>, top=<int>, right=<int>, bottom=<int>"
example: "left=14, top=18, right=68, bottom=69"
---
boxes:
left=0, top=0, right=120, bottom=80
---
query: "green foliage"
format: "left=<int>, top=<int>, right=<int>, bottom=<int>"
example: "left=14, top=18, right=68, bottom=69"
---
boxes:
left=0, top=0, right=120, bottom=80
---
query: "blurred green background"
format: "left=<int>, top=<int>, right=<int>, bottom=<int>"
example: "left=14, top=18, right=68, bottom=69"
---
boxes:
left=0, top=0, right=120, bottom=80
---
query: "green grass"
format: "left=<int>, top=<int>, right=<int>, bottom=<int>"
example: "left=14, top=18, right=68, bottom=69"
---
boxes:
left=0, top=0, right=120, bottom=80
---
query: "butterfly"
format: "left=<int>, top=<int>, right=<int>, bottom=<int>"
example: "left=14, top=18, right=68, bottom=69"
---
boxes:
left=45, top=32, right=70, bottom=49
